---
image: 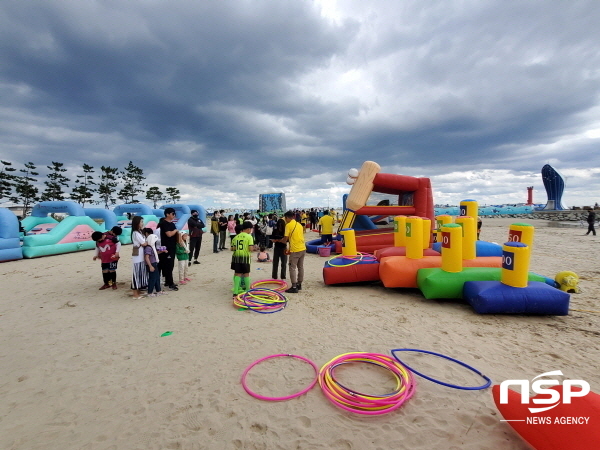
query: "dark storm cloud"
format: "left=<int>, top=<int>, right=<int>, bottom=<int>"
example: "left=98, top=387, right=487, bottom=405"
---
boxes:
left=1, top=0, right=600, bottom=207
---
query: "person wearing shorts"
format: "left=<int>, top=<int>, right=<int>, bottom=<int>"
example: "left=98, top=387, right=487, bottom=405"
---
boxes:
left=230, top=221, right=255, bottom=297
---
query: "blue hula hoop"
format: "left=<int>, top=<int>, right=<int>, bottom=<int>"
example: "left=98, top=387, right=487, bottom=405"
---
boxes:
left=390, top=348, right=491, bottom=391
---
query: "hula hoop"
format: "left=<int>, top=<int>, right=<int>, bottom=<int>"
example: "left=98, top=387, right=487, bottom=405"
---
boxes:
left=318, top=352, right=415, bottom=415
left=250, top=279, right=289, bottom=292
left=234, top=288, right=287, bottom=314
left=326, top=252, right=376, bottom=267
left=390, top=348, right=491, bottom=390
left=241, top=354, right=319, bottom=401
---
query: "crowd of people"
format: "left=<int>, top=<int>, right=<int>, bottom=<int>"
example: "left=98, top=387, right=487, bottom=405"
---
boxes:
left=90, top=207, right=339, bottom=300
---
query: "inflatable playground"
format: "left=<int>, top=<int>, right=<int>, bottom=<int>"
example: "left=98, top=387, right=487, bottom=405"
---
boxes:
left=321, top=161, right=573, bottom=315
left=0, top=201, right=208, bottom=261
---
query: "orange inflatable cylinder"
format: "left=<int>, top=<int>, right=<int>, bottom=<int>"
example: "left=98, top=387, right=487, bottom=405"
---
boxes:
left=441, top=223, right=463, bottom=273
left=508, top=223, right=534, bottom=248
left=455, top=216, right=476, bottom=260
left=393, top=216, right=406, bottom=247
left=405, top=216, right=423, bottom=259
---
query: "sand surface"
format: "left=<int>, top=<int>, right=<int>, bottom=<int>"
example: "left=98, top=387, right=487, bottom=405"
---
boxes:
left=1, top=218, right=599, bottom=450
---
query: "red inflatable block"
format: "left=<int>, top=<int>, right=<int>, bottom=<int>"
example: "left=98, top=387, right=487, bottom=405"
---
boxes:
left=493, top=385, right=600, bottom=450
left=323, top=262, right=381, bottom=285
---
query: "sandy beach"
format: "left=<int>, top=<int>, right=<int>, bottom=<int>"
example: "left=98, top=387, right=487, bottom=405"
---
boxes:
left=1, top=218, right=598, bottom=450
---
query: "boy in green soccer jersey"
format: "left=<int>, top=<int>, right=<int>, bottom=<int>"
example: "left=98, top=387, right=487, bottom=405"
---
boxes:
left=230, top=221, right=256, bottom=297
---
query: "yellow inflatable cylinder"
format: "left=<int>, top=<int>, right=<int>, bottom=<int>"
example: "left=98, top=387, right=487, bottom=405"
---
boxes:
left=421, top=217, right=431, bottom=249
left=455, top=216, right=476, bottom=260
left=508, top=223, right=534, bottom=248
left=393, top=216, right=406, bottom=247
left=405, top=216, right=423, bottom=259
left=435, top=215, right=453, bottom=231
left=339, top=228, right=357, bottom=257
left=441, top=224, right=463, bottom=273
left=460, top=199, right=478, bottom=220
left=501, top=242, right=530, bottom=288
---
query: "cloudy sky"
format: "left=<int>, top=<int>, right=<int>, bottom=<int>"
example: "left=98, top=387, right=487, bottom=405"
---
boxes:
left=1, top=0, right=600, bottom=210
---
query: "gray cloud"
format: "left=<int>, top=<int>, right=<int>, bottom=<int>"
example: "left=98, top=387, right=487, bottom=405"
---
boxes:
left=1, top=0, right=600, bottom=209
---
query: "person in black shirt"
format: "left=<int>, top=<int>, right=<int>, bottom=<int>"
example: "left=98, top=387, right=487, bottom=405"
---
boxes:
left=585, top=209, right=596, bottom=236
left=159, top=208, right=179, bottom=290
left=218, top=209, right=228, bottom=250
left=187, top=210, right=205, bottom=265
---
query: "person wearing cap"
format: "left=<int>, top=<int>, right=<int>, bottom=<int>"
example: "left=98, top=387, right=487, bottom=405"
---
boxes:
left=187, top=209, right=205, bottom=265
left=158, top=207, right=179, bottom=290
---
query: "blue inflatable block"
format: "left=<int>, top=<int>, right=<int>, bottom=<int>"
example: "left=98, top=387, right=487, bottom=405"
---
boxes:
left=464, top=281, right=570, bottom=315
left=432, top=240, right=502, bottom=257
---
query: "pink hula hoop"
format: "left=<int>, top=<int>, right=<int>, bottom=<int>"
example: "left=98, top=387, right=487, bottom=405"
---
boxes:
left=241, top=354, right=319, bottom=401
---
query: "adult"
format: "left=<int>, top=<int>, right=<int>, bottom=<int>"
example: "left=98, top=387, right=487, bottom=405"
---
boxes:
left=279, top=210, right=306, bottom=293
left=159, top=207, right=179, bottom=290
left=585, top=209, right=596, bottom=236
left=318, top=209, right=335, bottom=245
left=258, top=215, right=272, bottom=248
left=218, top=209, right=228, bottom=250
left=309, top=208, right=317, bottom=231
left=266, top=213, right=277, bottom=249
left=211, top=211, right=221, bottom=253
left=130, top=216, right=148, bottom=299
left=187, top=209, right=205, bottom=265
left=271, top=217, right=287, bottom=280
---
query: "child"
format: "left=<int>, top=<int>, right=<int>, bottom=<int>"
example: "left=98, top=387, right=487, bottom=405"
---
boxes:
left=257, top=245, right=270, bottom=263
left=144, top=233, right=166, bottom=297
left=92, top=230, right=121, bottom=290
left=230, top=221, right=255, bottom=298
left=227, top=215, right=237, bottom=246
left=175, top=231, right=191, bottom=284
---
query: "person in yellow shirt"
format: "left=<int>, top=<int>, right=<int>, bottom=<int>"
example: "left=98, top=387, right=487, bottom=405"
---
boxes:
left=274, top=211, right=306, bottom=293
left=318, top=210, right=335, bottom=245
left=300, top=210, right=308, bottom=233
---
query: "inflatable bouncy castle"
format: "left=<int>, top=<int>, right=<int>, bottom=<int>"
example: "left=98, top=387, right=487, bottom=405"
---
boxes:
left=334, top=161, right=435, bottom=254
left=21, top=201, right=108, bottom=258
left=0, top=208, right=23, bottom=262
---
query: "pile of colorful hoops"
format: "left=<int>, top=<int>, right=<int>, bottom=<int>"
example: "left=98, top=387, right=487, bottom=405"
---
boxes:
left=233, top=287, right=287, bottom=313
left=240, top=349, right=490, bottom=415
left=318, top=352, right=416, bottom=415
left=250, top=279, right=289, bottom=291
left=326, top=252, right=378, bottom=267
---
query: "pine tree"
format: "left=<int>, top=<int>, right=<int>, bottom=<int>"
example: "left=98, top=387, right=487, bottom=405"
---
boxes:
left=165, top=187, right=181, bottom=204
left=41, top=161, right=70, bottom=201
left=71, top=163, right=96, bottom=207
left=146, top=186, right=165, bottom=209
left=118, top=161, right=146, bottom=204
left=0, top=160, right=17, bottom=202
left=11, top=162, right=40, bottom=216
left=98, top=166, right=119, bottom=209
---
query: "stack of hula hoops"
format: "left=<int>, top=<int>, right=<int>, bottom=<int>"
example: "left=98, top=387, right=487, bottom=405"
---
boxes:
left=233, top=279, right=289, bottom=314
left=241, top=349, right=492, bottom=415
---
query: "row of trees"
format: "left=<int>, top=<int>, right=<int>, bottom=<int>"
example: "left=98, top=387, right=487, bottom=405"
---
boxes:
left=0, top=160, right=182, bottom=215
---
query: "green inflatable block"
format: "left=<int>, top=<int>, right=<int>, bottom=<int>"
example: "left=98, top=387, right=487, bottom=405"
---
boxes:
left=417, top=267, right=546, bottom=300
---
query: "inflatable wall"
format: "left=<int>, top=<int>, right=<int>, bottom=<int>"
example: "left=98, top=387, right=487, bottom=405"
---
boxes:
left=22, top=201, right=106, bottom=258
left=0, top=208, right=23, bottom=262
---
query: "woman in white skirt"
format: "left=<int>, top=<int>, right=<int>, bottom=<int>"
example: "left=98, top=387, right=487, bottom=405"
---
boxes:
left=130, top=216, right=148, bottom=299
